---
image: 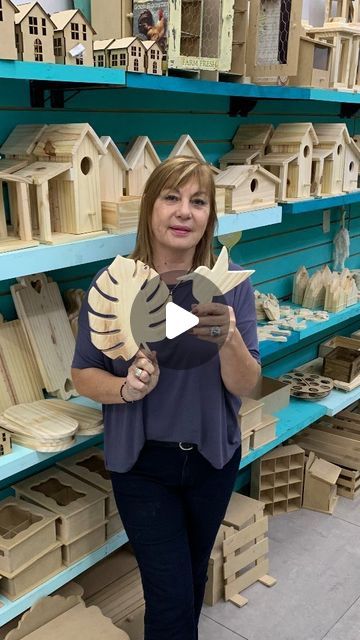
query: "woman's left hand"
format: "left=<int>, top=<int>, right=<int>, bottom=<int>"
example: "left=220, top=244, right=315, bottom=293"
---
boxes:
left=189, top=303, right=236, bottom=345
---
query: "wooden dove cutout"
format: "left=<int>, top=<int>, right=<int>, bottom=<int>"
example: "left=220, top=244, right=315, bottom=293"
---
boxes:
left=176, top=247, right=254, bottom=303
left=88, top=255, right=169, bottom=361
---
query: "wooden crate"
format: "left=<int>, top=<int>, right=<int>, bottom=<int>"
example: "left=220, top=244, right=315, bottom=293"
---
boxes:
left=204, top=524, right=231, bottom=606
left=0, top=497, right=57, bottom=574
left=291, top=417, right=360, bottom=471
left=251, top=445, right=305, bottom=516
left=323, top=346, right=360, bottom=383
left=337, top=467, right=360, bottom=500
left=62, top=522, right=107, bottom=566
left=319, top=335, right=360, bottom=359
left=0, top=542, right=62, bottom=601
left=13, top=468, right=106, bottom=543
left=57, top=447, right=117, bottom=516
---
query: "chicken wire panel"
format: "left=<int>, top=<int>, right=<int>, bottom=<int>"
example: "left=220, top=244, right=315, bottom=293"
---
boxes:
left=247, top=0, right=303, bottom=79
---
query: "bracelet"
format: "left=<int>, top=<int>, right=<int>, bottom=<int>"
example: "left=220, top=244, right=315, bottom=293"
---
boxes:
left=120, top=381, right=133, bottom=404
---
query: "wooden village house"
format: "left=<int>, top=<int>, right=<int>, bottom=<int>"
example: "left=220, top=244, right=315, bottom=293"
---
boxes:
left=93, top=39, right=114, bottom=67
left=143, top=40, right=163, bottom=75
left=51, top=9, right=95, bottom=66
left=15, top=2, right=56, bottom=63
left=220, top=124, right=274, bottom=169
left=125, top=136, right=160, bottom=196
left=214, top=165, right=280, bottom=213
left=0, top=0, right=18, bottom=60
left=259, top=123, right=318, bottom=201
left=107, top=37, right=146, bottom=72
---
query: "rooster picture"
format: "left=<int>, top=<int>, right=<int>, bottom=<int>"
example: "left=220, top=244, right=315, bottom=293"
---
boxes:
left=137, top=7, right=167, bottom=52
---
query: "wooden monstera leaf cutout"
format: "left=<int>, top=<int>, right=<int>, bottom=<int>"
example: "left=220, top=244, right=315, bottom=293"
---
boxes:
left=88, top=256, right=169, bottom=361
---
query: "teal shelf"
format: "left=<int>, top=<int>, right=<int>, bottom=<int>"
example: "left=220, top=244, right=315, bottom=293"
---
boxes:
left=0, top=529, right=128, bottom=626
left=318, top=385, right=360, bottom=416
left=0, top=60, right=125, bottom=86
left=0, top=207, right=282, bottom=280
left=281, top=191, right=360, bottom=214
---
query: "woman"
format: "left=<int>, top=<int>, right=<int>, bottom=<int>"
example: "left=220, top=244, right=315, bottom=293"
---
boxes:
left=72, top=156, right=261, bottom=640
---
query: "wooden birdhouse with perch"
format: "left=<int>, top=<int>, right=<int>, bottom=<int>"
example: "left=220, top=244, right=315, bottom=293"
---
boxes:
left=169, top=135, right=205, bottom=161
left=51, top=9, right=95, bottom=67
left=220, top=124, right=274, bottom=170
left=143, top=40, right=163, bottom=75
left=107, top=37, right=146, bottom=72
left=214, top=165, right=280, bottom=213
left=246, top=0, right=303, bottom=82
left=307, top=23, right=360, bottom=90
left=15, top=2, right=56, bottom=63
left=0, top=0, right=18, bottom=60
left=91, top=0, right=133, bottom=40
left=259, top=123, right=318, bottom=202
left=93, top=39, right=115, bottom=66
left=0, top=163, right=38, bottom=253
left=313, top=123, right=351, bottom=195
left=125, top=136, right=161, bottom=196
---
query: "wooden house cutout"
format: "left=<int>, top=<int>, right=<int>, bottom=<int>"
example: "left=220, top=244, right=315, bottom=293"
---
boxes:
left=91, top=0, right=133, bottom=40
left=0, top=0, right=18, bottom=60
left=143, top=40, right=163, bottom=75
left=15, top=2, right=56, bottom=63
left=259, top=123, right=318, bottom=201
left=324, top=0, right=359, bottom=25
left=313, top=123, right=352, bottom=195
left=51, top=9, right=95, bottom=67
left=220, top=124, right=274, bottom=169
left=169, top=135, right=205, bottom=161
left=93, top=39, right=115, bottom=67
left=215, top=165, right=280, bottom=213
left=108, top=37, right=146, bottom=72
left=246, top=0, right=303, bottom=81
left=125, top=136, right=161, bottom=196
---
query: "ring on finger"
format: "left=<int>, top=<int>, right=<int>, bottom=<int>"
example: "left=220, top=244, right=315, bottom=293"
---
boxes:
left=210, top=326, right=221, bottom=337
left=134, top=367, right=143, bottom=379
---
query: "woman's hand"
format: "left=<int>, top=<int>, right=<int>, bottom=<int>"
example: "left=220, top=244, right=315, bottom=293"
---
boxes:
left=122, top=349, right=160, bottom=402
left=189, top=303, right=237, bottom=345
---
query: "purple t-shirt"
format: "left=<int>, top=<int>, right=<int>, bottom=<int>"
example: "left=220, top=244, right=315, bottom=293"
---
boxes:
left=72, top=262, right=260, bottom=472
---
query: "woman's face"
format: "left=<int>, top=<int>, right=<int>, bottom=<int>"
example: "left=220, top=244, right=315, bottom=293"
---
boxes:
left=151, top=179, right=211, bottom=255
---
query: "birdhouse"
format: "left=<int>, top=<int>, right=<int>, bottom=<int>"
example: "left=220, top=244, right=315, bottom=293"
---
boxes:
left=324, top=0, right=359, bottom=25
left=125, top=136, right=161, bottom=196
left=107, top=37, right=146, bottom=73
left=259, top=123, right=318, bottom=201
left=214, top=165, right=280, bottom=213
left=308, top=24, right=360, bottom=90
left=302, top=452, right=341, bottom=514
left=143, top=40, right=163, bottom=75
left=313, top=123, right=351, bottom=195
left=168, top=135, right=205, bottom=161
left=93, top=39, right=115, bottom=67
left=289, top=34, right=333, bottom=88
left=0, top=160, right=39, bottom=253
left=51, top=9, right=95, bottom=67
left=91, top=0, right=132, bottom=40
left=0, top=124, right=47, bottom=161
left=344, top=138, right=360, bottom=192
left=246, top=0, right=303, bottom=82
left=220, top=124, right=274, bottom=169
left=0, top=0, right=18, bottom=60
left=15, top=2, right=56, bottom=63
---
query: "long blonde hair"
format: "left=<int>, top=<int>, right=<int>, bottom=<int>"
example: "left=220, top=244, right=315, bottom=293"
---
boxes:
left=130, top=156, right=218, bottom=270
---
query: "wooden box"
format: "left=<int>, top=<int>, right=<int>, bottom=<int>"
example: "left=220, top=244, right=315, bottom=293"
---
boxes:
left=319, top=335, right=360, bottom=359
left=239, top=397, right=264, bottom=431
left=62, top=523, right=107, bottom=566
left=0, top=542, right=62, bottom=601
left=13, top=468, right=106, bottom=543
left=0, top=497, right=57, bottom=574
left=250, top=415, right=278, bottom=449
left=251, top=445, right=305, bottom=516
left=248, top=376, right=290, bottom=414
left=323, top=346, right=360, bottom=383
left=302, top=452, right=341, bottom=514
left=57, top=447, right=116, bottom=516
left=241, top=429, right=253, bottom=457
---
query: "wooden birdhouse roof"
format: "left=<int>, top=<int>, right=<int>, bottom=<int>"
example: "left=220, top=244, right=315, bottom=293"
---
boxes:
left=109, top=37, right=144, bottom=51
left=94, top=39, right=115, bottom=51
left=215, top=165, right=280, bottom=189
left=100, top=136, right=129, bottom=170
left=33, top=124, right=107, bottom=159
left=51, top=9, right=96, bottom=34
left=348, top=138, right=360, bottom=159
left=169, top=134, right=205, bottom=161
left=125, top=136, right=160, bottom=170
left=232, top=124, right=274, bottom=148
left=270, top=123, right=319, bottom=146
left=0, top=124, right=48, bottom=157
left=314, top=123, right=352, bottom=146
left=15, top=2, right=56, bottom=27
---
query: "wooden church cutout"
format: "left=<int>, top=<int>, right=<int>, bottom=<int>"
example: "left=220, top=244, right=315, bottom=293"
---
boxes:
left=169, top=135, right=206, bottom=161
left=220, top=124, right=274, bottom=169
left=51, top=9, right=95, bottom=67
left=0, top=0, right=18, bottom=60
left=215, top=165, right=279, bottom=213
left=259, top=123, right=318, bottom=201
left=125, top=136, right=161, bottom=196
left=15, top=2, right=56, bottom=63
left=313, top=123, right=351, bottom=194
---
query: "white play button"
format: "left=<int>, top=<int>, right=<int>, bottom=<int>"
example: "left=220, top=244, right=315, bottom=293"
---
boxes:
left=166, top=302, right=199, bottom=340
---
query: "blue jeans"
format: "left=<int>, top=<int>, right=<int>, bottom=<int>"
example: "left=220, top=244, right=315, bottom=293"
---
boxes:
left=110, top=442, right=241, bottom=640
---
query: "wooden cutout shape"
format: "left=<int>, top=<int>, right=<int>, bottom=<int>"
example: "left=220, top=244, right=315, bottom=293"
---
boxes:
left=37, top=399, right=103, bottom=435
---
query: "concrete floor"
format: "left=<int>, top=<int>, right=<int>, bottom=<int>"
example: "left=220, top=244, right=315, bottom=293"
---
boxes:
left=199, top=496, right=360, bottom=640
